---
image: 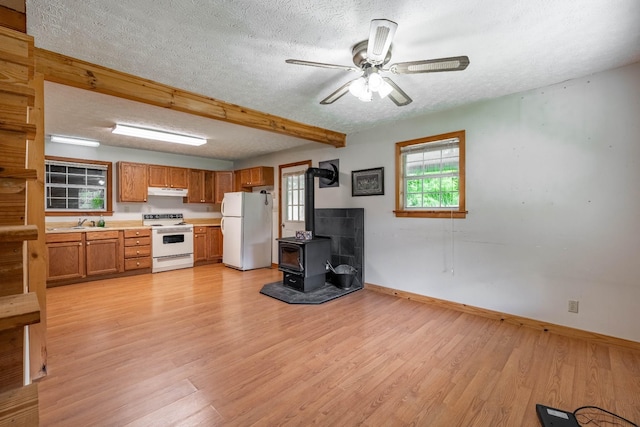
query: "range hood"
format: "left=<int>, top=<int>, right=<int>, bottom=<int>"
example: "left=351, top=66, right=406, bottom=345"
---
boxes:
left=147, top=187, right=188, bottom=197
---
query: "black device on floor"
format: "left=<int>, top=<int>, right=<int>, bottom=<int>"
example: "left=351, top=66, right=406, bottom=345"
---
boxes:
left=536, top=404, right=580, bottom=426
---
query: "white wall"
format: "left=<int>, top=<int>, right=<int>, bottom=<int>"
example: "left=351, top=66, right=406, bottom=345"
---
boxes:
left=237, top=62, right=640, bottom=342
left=45, top=143, right=234, bottom=223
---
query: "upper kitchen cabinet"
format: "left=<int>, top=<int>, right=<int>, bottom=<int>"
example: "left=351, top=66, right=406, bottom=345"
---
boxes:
left=235, top=166, right=274, bottom=190
left=118, top=162, right=148, bottom=202
left=186, top=169, right=215, bottom=204
left=214, top=171, right=234, bottom=203
left=148, top=165, right=188, bottom=188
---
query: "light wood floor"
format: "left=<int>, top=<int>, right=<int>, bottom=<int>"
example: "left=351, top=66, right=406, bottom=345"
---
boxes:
left=38, top=264, right=640, bottom=426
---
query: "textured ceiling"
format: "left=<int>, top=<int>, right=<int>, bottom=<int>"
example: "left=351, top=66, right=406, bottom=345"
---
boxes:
left=27, top=0, right=640, bottom=160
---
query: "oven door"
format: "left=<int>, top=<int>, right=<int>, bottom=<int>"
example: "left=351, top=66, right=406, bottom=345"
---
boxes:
left=152, top=227, right=194, bottom=258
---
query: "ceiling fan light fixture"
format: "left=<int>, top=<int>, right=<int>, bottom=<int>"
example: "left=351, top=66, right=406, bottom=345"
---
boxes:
left=368, top=72, right=384, bottom=91
left=349, top=77, right=367, bottom=98
left=50, top=135, right=100, bottom=147
left=377, top=79, right=394, bottom=98
left=112, top=124, right=207, bottom=146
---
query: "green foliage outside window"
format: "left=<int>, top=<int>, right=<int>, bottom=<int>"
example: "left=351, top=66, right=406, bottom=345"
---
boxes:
left=405, top=152, right=459, bottom=208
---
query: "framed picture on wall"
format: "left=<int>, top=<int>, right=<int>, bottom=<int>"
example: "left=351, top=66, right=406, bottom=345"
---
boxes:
left=351, top=167, right=384, bottom=196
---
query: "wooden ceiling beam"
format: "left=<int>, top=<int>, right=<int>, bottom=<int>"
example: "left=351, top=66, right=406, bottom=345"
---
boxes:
left=34, top=48, right=346, bottom=148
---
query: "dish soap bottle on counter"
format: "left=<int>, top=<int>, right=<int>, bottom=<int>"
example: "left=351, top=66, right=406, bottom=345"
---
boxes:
left=97, top=215, right=105, bottom=227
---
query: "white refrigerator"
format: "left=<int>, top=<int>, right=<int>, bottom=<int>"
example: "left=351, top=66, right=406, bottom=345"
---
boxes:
left=221, top=192, right=273, bottom=270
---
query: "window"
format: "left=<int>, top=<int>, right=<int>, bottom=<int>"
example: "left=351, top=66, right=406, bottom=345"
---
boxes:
left=395, top=130, right=466, bottom=218
left=45, top=156, right=113, bottom=216
left=284, top=170, right=305, bottom=222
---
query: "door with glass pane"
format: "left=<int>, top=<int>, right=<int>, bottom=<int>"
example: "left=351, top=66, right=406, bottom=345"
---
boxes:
left=279, top=161, right=310, bottom=238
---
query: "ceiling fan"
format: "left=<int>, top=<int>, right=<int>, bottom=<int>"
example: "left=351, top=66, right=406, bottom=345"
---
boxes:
left=286, top=19, right=469, bottom=106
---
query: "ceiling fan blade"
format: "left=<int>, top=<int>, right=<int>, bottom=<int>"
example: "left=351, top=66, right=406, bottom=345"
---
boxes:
left=389, top=56, right=470, bottom=74
left=319, top=80, right=353, bottom=105
left=382, top=77, right=412, bottom=106
left=285, top=59, right=360, bottom=72
left=367, top=19, right=397, bottom=65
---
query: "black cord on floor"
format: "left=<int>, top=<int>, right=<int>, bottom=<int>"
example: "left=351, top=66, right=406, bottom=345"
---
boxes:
left=574, top=405, right=638, bottom=427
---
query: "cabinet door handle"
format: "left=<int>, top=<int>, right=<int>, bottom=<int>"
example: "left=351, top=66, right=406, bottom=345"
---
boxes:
left=136, top=250, right=140, bottom=254
left=78, top=242, right=82, bottom=246
left=87, top=242, right=90, bottom=245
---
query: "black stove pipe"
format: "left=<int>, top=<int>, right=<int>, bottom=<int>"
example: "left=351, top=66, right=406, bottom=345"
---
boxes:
left=305, top=166, right=337, bottom=234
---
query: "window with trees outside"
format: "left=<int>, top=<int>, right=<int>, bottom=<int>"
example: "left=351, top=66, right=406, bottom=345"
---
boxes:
left=395, top=130, right=466, bottom=218
left=45, top=156, right=113, bottom=216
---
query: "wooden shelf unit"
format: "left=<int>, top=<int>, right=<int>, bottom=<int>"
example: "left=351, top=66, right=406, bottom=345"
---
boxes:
left=0, top=293, right=40, bottom=332
left=0, top=383, right=38, bottom=426
left=0, top=224, right=38, bottom=242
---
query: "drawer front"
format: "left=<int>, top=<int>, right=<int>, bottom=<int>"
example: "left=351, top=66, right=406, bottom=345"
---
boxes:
left=124, top=257, right=151, bottom=270
left=194, top=226, right=208, bottom=234
left=124, top=228, right=151, bottom=238
left=124, top=236, right=151, bottom=247
left=124, top=245, right=151, bottom=258
left=86, top=230, right=120, bottom=240
left=46, top=232, right=82, bottom=243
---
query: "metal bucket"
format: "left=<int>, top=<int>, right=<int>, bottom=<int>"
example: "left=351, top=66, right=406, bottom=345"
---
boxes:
left=331, top=264, right=357, bottom=289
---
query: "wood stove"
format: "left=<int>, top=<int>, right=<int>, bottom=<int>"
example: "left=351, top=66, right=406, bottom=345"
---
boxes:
left=277, top=237, right=331, bottom=292
left=277, top=165, right=337, bottom=293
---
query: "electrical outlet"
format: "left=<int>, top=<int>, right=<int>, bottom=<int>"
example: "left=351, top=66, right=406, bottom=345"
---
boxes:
left=568, top=300, right=579, bottom=313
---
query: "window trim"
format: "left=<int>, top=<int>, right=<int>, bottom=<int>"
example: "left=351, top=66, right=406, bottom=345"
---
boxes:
left=394, top=130, right=466, bottom=219
left=283, top=169, right=306, bottom=223
left=278, top=160, right=312, bottom=238
left=45, top=155, right=114, bottom=217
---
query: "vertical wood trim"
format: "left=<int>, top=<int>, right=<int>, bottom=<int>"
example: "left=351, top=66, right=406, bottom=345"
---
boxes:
left=26, top=71, right=46, bottom=381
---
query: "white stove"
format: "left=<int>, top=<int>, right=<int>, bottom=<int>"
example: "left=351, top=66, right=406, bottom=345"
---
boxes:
left=143, top=213, right=194, bottom=273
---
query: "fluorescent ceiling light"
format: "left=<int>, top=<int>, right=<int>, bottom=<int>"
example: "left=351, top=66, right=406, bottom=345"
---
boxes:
left=112, top=124, right=207, bottom=146
left=50, top=135, right=100, bottom=147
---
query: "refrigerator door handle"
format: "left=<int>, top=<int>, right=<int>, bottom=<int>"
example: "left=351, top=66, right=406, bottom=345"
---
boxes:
left=221, top=199, right=226, bottom=216
left=220, top=217, right=225, bottom=235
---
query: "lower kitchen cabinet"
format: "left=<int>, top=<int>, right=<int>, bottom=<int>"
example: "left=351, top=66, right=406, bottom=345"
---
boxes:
left=46, top=228, right=151, bottom=286
left=123, top=228, right=152, bottom=271
left=193, top=225, right=223, bottom=265
left=85, top=230, right=123, bottom=276
left=46, top=233, right=85, bottom=282
left=208, top=226, right=223, bottom=261
left=193, top=226, right=208, bottom=263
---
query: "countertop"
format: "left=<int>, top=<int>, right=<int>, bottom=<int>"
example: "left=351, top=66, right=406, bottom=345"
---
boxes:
left=46, top=218, right=221, bottom=233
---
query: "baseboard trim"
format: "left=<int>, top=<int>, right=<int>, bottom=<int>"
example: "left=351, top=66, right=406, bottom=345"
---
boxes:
left=365, top=283, right=640, bottom=352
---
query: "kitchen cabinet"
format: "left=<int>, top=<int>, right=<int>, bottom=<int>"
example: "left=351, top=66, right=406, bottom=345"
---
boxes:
left=193, top=226, right=223, bottom=265
left=46, top=232, right=85, bottom=282
left=193, top=226, right=208, bottom=263
left=118, top=162, right=148, bottom=202
left=123, top=228, right=152, bottom=271
left=187, top=169, right=215, bottom=203
left=214, top=171, right=234, bottom=203
left=46, top=230, right=132, bottom=284
left=208, top=226, right=223, bottom=261
left=236, top=166, right=274, bottom=190
left=85, top=230, right=123, bottom=276
left=148, top=165, right=188, bottom=188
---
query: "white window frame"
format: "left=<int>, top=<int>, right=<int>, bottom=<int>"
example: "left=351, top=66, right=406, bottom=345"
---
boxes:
left=283, top=170, right=305, bottom=223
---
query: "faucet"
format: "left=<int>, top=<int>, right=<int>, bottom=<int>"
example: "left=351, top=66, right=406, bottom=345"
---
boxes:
left=77, top=218, right=87, bottom=227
